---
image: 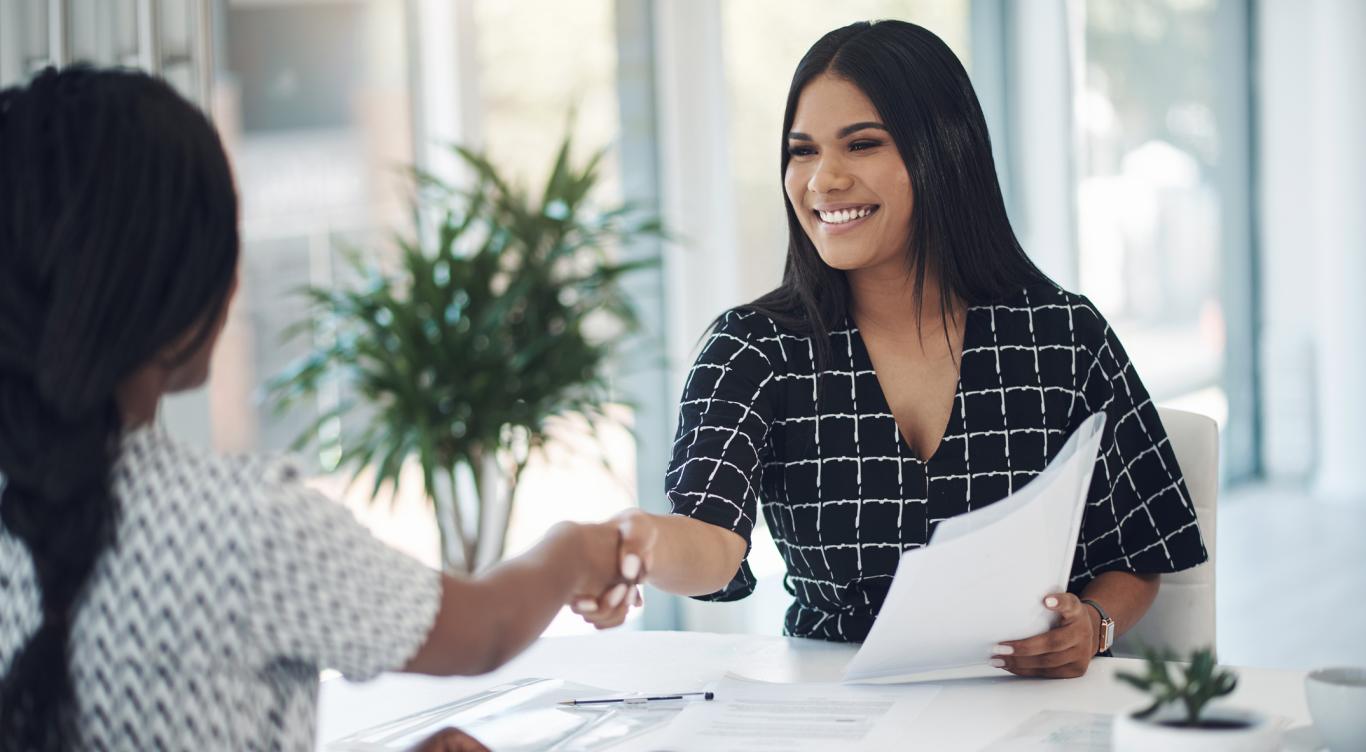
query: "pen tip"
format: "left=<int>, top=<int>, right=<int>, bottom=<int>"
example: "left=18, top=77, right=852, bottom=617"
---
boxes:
left=704, top=691, right=715, bottom=700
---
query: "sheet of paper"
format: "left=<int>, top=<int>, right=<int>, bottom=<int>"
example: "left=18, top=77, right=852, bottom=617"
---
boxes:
left=654, top=673, right=939, bottom=751
left=983, top=710, right=1114, bottom=751
left=844, top=413, right=1107, bottom=681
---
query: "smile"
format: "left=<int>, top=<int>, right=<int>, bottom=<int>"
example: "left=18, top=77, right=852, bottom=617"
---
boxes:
left=814, top=205, right=879, bottom=229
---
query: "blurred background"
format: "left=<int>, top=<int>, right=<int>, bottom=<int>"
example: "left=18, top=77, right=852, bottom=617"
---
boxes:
left=2, top=0, right=1362, bottom=671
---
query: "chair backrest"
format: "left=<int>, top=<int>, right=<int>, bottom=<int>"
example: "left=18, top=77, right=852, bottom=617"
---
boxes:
left=1111, top=406, right=1219, bottom=659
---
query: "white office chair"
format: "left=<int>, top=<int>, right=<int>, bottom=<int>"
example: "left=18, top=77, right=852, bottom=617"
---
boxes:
left=1111, top=406, right=1219, bottom=659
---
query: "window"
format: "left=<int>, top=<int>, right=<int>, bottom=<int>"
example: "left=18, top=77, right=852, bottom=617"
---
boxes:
left=469, top=0, right=637, bottom=564
left=1073, top=0, right=1253, bottom=456
left=212, top=2, right=634, bottom=600
left=0, top=0, right=209, bottom=101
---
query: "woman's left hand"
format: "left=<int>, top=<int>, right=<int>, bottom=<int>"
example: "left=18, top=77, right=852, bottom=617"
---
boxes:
left=992, top=593, right=1098, bottom=679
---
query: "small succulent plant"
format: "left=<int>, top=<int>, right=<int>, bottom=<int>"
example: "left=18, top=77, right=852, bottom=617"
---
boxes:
left=1116, top=646, right=1239, bottom=727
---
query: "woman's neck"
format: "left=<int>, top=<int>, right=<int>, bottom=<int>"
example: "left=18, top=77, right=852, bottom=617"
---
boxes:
left=115, top=367, right=164, bottom=430
left=847, top=263, right=961, bottom=344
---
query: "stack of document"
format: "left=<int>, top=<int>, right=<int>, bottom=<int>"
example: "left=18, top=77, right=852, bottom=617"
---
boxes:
left=844, top=412, right=1107, bottom=682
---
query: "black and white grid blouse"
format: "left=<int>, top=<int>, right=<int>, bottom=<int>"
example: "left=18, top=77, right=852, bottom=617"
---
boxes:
left=0, top=425, right=440, bottom=750
left=667, top=283, right=1208, bottom=643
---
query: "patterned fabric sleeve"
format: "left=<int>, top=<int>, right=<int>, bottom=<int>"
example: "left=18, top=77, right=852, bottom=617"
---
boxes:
left=1068, top=297, right=1209, bottom=589
left=245, top=463, right=442, bottom=681
left=667, top=311, right=779, bottom=601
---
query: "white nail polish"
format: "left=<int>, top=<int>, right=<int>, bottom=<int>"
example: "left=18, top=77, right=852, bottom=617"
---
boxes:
left=621, top=554, right=641, bottom=581
left=575, top=599, right=597, bottom=613
left=1045, top=596, right=1059, bottom=608
left=606, top=584, right=627, bottom=608
left=990, top=658, right=1006, bottom=668
left=992, top=644, right=1014, bottom=656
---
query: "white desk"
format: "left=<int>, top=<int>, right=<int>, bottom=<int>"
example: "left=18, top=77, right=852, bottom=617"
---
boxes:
left=316, top=631, right=1313, bottom=750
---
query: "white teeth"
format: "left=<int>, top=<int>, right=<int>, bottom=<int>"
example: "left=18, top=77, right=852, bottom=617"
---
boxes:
left=817, top=206, right=875, bottom=224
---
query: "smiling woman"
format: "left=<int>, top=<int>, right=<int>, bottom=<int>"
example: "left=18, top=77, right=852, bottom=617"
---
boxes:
left=574, top=19, right=1209, bottom=682
left=785, top=99, right=907, bottom=265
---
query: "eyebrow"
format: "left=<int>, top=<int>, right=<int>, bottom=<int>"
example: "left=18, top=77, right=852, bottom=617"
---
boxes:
left=787, top=122, right=889, bottom=141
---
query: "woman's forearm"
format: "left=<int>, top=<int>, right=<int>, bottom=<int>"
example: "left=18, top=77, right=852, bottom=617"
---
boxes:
left=405, top=522, right=618, bottom=676
left=635, top=512, right=748, bottom=597
left=1079, top=570, right=1160, bottom=644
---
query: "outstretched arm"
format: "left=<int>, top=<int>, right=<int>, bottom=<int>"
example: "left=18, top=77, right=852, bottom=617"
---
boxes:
left=569, top=508, right=748, bottom=630
left=403, top=521, right=626, bottom=676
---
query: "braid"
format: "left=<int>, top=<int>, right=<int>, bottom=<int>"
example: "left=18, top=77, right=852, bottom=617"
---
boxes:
left=0, top=66, right=239, bottom=751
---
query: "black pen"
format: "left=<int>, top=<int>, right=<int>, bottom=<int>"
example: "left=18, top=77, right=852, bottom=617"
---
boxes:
left=558, top=691, right=715, bottom=706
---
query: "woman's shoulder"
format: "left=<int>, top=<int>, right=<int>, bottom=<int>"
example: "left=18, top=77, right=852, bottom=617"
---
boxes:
left=982, top=280, right=1084, bottom=310
left=709, top=305, right=802, bottom=338
left=979, top=282, right=1112, bottom=346
left=702, top=306, right=810, bottom=370
left=115, top=425, right=313, bottom=520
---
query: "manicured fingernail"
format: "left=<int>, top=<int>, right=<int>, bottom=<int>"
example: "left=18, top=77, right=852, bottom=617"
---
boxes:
left=621, top=554, right=641, bottom=581
left=1044, top=596, right=1059, bottom=608
left=575, top=599, right=597, bottom=613
left=990, top=658, right=1006, bottom=668
left=633, top=587, right=644, bottom=607
left=992, top=644, right=1014, bottom=656
left=606, top=584, right=628, bottom=608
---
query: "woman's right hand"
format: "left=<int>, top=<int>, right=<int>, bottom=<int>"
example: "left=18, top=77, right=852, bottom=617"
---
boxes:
left=544, top=520, right=626, bottom=604
left=568, top=508, right=657, bottom=629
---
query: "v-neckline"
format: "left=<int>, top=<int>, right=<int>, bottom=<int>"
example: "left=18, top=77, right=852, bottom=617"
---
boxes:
left=849, top=307, right=975, bottom=465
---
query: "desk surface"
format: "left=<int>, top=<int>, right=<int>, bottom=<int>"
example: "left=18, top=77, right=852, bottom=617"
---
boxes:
left=316, top=631, right=1313, bottom=751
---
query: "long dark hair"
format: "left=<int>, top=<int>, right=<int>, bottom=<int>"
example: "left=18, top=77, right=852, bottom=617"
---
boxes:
left=0, top=67, right=239, bottom=751
left=742, top=20, right=1048, bottom=366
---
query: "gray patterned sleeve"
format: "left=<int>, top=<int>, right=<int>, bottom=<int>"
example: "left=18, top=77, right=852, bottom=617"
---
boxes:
left=244, top=465, right=442, bottom=680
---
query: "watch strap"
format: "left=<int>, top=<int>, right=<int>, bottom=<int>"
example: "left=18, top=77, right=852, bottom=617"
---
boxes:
left=1081, top=598, right=1116, bottom=654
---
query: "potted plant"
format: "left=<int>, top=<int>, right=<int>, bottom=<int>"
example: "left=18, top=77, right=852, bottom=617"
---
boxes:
left=267, top=131, right=662, bottom=574
left=1112, top=646, right=1281, bottom=751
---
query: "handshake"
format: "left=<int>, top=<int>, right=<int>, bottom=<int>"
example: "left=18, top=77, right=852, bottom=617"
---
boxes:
left=548, top=508, right=658, bottom=630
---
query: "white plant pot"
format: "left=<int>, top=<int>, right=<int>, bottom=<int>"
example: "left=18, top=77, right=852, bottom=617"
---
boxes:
left=1112, top=704, right=1281, bottom=752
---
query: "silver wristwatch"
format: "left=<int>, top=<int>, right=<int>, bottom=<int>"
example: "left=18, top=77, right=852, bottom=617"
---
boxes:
left=1081, top=598, right=1115, bottom=654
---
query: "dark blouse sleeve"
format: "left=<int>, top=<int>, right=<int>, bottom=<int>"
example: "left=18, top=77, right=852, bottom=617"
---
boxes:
left=666, top=310, right=779, bottom=602
left=1067, top=297, right=1209, bottom=590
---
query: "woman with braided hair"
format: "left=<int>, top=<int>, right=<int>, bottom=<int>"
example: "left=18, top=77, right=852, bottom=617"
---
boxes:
left=0, top=67, right=632, bottom=752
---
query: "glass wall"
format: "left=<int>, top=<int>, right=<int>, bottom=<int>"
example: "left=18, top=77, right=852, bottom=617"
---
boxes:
left=1073, top=0, right=1249, bottom=439
left=211, top=1, right=633, bottom=593
left=212, top=0, right=425, bottom=558
left=0, top=0, right=208, bottom=101
left=468, top=0, right=637, bottom=573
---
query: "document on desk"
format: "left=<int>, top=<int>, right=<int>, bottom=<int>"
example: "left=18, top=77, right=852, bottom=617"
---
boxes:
left=326, top=677, right=677, bottom=751
left=655, top=673, right=939, bottom=751
left=844, top=412, right=1107, bottom=682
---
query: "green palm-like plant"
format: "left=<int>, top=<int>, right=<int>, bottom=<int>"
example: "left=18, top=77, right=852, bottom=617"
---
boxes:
left=1116, top=646, right=1238, bottom=727
left=267, top=132, right=662, bottom=573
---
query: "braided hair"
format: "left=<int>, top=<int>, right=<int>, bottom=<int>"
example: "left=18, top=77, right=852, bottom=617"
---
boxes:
left=0, top=66, right=239, bottom=751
